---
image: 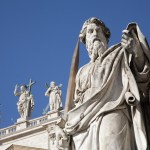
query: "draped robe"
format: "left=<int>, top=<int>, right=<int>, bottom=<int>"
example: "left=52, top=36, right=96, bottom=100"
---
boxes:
left=65, top=23, right=150, bottom=150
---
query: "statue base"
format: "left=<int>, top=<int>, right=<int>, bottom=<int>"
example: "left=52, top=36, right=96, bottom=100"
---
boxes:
left=17, top=117, right=29, bottom=123
left=15, top=118, right=29, bottom=131
left=46, top=110, right=62, bottom=119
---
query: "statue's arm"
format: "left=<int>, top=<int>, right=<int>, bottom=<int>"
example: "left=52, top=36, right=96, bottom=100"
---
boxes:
left=58, top=88, right=62, bottom=97
left=55, top=119, right=70, bottom=149
left=131, top=58, right=150, bottom=96
left=14, top=84, right=20, bottom=96
left=122, top=29, right=146, bottom=71
left=45, top=87, right=51, bottom=96
left=122, top=29, right=150, bottom=93
left=130, top=30, right=150, bottom=85
left=129, top=30, right=146, bottom=72
left=30, top=94, right=34, bottom=108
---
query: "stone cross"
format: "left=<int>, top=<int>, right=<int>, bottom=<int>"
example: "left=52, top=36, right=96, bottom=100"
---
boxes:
left=27, top=79, right=36, bottom=95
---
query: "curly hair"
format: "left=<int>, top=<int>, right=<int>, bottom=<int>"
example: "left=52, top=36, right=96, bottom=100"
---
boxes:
left=79, top=17, right=111, bottom=44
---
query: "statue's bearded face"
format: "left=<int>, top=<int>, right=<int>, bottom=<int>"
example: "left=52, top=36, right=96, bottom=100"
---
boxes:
left=86, top=23, right=107, bottom=62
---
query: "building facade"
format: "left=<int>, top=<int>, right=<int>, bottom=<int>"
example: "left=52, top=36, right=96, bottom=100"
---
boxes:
left=0, top=111, right=63, bottom=150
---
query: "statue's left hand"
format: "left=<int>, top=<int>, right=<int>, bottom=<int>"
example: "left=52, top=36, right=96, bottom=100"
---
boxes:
left=55, top=125, right=69, bottom=149
left=121, top=29, right=143, bottom=58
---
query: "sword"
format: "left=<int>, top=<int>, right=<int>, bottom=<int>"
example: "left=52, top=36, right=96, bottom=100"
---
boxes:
left=64, top=39, right=80, bottom=120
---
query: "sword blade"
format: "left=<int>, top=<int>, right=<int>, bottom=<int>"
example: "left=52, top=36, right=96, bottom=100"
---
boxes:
left=64, top=39, right=80, bottom=120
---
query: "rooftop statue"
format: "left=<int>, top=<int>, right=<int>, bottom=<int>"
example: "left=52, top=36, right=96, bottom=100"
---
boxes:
left=14, top=79, right=35, bottom=121
left=45, top=81, right=62, bottom=111
left=55, top=17, right=150, bottom=150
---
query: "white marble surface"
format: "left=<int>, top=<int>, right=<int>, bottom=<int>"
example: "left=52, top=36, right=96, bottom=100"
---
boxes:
left=56, top=18, right=150, bottom=150
left=14, top=84, right=34, bottom=120
left=45, top=81, right=62, bottom=111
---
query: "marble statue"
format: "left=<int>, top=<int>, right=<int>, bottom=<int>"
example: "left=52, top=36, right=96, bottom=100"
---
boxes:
left=14, top=80, right=35, bottom=120
left=45, top=81, right=62, bottom=111
left=55, top=17, right=150, bottom=150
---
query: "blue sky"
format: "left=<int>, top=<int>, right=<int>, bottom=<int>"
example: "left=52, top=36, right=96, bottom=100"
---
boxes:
left=0, top=0, right=150, bottom=128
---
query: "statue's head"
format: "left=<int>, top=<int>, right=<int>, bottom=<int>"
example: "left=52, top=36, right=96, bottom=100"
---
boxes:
left=79, top=17, right=110, bottom=44
left=20, top=85, right=26, bottom=92
left=79, top=17, right=111, bottom=61
left=50, top=81, right=56, bottom=88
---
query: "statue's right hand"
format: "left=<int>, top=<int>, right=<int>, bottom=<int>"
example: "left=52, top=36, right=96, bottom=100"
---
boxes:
left=55, top=125, right=69, bottom=150
left=15, top=84, right=18, bottom=89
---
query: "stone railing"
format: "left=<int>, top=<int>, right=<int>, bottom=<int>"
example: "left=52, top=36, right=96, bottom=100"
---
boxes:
left=27, top=115, right=48, bottom=127
left=0, top=110, right=63, bottom=138
left=0, top=125, right=16, bottom=137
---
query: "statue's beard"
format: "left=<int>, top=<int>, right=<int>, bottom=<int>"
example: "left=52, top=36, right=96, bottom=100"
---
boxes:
left=86, top=40, right=107, bottom=62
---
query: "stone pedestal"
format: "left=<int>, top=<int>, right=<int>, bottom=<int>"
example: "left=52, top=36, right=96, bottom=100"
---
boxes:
left=46, top=110, right=60, bottom=120
left=17, top=117, right=29, bottom=123
left=16, top=118, right=28, bottom=131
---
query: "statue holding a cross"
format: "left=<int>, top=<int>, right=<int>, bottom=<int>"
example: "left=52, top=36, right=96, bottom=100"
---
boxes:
left=14, top=79, right=35, bottom=120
